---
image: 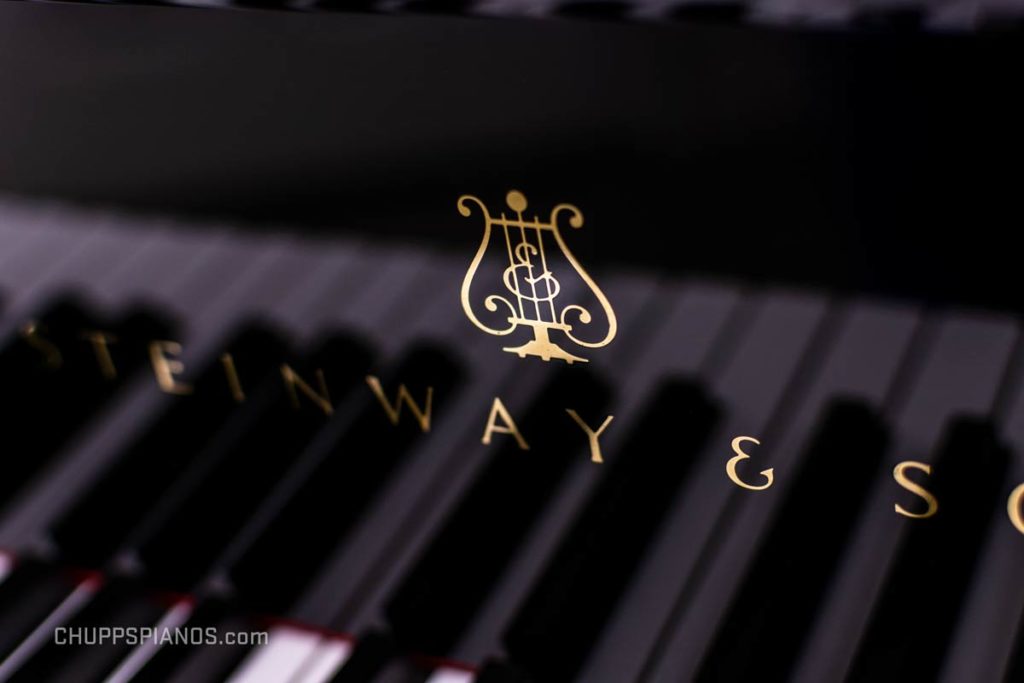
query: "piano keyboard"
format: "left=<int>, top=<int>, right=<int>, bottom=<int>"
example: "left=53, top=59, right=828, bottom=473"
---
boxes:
left=0, top=194, right=1023, bottom=683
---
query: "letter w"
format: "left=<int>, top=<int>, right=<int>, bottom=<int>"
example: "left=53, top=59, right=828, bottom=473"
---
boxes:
left=365, top=376, right=433, bottom=433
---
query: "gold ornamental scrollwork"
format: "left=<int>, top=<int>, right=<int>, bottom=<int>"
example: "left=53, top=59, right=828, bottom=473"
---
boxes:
left=459, top=190, right=616, bottom=364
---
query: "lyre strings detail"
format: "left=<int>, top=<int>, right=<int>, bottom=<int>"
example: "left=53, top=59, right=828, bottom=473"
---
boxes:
left=459, top=190, right=617, bottom=364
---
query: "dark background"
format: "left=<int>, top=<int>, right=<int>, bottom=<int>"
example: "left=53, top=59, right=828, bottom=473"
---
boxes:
left=0, top=1, right=1020, bottom=309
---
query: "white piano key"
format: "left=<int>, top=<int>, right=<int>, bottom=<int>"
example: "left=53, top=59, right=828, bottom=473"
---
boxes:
left=425, top=667, right=476, bottom=683
left=225, top=625, right=323, bottom=683
left=88, top=225, right=230, bottom=308
left=0, top=205, right=64, bottom=283
left=0, top=209, right=152, bottom=332
left=291, top=637, right=353, bottom=683
left=0, top=203, right=103, bottom=289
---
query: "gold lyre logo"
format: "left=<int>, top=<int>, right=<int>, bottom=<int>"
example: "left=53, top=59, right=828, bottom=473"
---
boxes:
left=458, top=190, right=616, bottom=364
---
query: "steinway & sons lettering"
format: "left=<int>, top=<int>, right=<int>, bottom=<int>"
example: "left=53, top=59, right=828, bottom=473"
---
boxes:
left=19, top=323, right=615, bottom=460
left=728, top=433, right=1024, bottom=535
left=19, top=321, right=1024, bottom=536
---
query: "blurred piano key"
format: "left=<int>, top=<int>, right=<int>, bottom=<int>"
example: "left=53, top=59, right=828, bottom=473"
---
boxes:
left=226, top=343, right=465, bottom=614
left=651, top=301, right=919, bottom=681
left=427, top=668, right=475, bottom=683
left=128, top=332, right=374, bottom=591
left=0, top=231, right=310, bottom=548
left=846, top=417, right=1010, bottom=682
left=163, top=610, right=259, bottom=683
left=0, top=230, right=391, bottom=552
left=791, top=313, right=1018, bottom=683
left=384, top=366, right=614, bottom=653
left=323, top=278, right=647, bottom=671
left=49, top=324, right=291, bottom=568
left=226, top=625, right=325, bottom=683
left=940, top=348, right=1024, bottom=682
left=323, top=278, right=657, bottom=668
left=498, top=379, right=719, bottom=682
left=279, top=278, right=591, bottom=638
left=690, top=400, right=888, bottom=682
left=0, top=299, right=175, bottom=513
left=292, top=637, right=354, bottom=683
left=577, top=290, right=830, bottom=683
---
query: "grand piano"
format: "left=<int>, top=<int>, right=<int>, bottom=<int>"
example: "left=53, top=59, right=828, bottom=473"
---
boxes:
left=0, top=1, right=1021, bottom=681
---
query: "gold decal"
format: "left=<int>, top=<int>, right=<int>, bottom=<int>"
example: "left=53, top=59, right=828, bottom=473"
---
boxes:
left=893, top=461, right=939, bottom=519
left=81, top=330, right=118, bottom=380
left=280, top=365, right=333, bottom=416
left=149, top=341, right=193, bottom=395
left=459, top=190, right=616, bottom=364
left=482, top=397, right=529, bottom=450
left=1008, top=483, right=1024, bottom=534
left=726, top=436, right=774, bottom=491
left=20, top=321, right=62, bottom=369
left=220, top=353, right=246, bottom=403
left=565, top=410, right=614, bottom=463
left=365, top=376, right=433, bottom=433
left=29, top=315, right=1024, bottom=551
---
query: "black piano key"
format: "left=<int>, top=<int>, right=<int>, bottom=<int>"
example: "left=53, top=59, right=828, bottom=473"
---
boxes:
left=6, top=578, right=165, bottom=683
left=383, top=367, right=613, bottom=656
left=229, top=344, right=464, bottom=613
left=693, top=400, right=889, bottom=682
left=372, top=659, right=432, bottom=683
left=165, top=611, right=260, bottom=683
left=502, top=380, right=718, bottom=682
left=0, top=295, right=95, bottom=433
left=0, top=298, right=173, bottom=509
left=329, top=655, right=429, bottom=683
left=49, top=323, right=289, bottom=568
left=328, top=631, right=398, bottom=683
left=133, top=334, right=374, bottom=591
left=847, top=417, right=1011, bottom=683
left=476, top=659, right=531, bottom=683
